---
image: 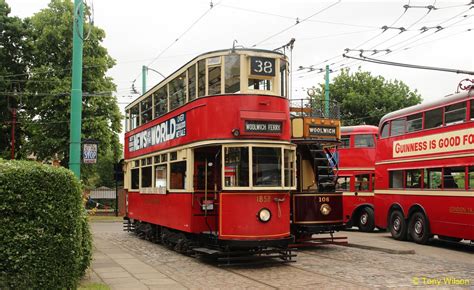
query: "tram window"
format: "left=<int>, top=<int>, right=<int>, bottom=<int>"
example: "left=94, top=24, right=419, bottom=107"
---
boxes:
left=141, top=157, right=152, bottom=166
left=169, top=72, right=186, bottom=110
left=155, top=164, right=167, bottom=193
left=405, top=169, right=422, bottom=188
left=225, top=55, right=240, bottom=93
left=170, top=152, right=177, bottom=161
left=253, top=147, right=281, bottom=187
left=280, top=60, right=288, bottom=97
left=355, top=174, right=370, bottom=191
left=141, top=166, right=152, bottom=188
left=380, top=122, right=389, bottom=138
left=389, top=171, right=403, bottom=189
left=131, top=168, right=139, bottom=190
left=140, top=96, right=153, bottom=124
left=130, top=105, right=139, bottom=130
left=424, top=168, right=441, bottom=189
left=445, top=102, right=466, bottom=125
left=154, top=86, right=168, bottom=118
left=425, top=108, right=443, bottom=129
left=406, top=113, right=422, bottom=132
left=336, top=176, right=350, bottom=191
left=471, top=101, right=474, bottom=120
left=248, top=79, right=272, bottom=91
left=198, top=60, right=205, bottom=97
left=170, top=161, right=186, bottom=189
left=188, top=65, right=196, bottom=101
left=340, top=136, right=350, bottom=148
left=444, top=167, right=465, bottom=189
left=469, top=166, right=474, bottom=189
left=208, top=66, right=221, bottom=95
left=224, top=147, right=249, bottom=187
left=284, top=149, right=295, bottom=187
left=354, top=134, right=375, bottom=148
left=161, top=153, right=168, bottom=162
left=390, top=118, right=405, bottom=136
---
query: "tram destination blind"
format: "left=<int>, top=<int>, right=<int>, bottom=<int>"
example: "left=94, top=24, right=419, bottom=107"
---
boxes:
left=245, top=120, right=282, bottom=133
left=250, top=57, right=276, bottom=77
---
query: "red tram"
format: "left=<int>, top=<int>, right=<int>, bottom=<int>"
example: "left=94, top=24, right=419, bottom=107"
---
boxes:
left=123, top=49, right=296, bottom=263
left=374, top=89, right=474, bottom=244
left=336, top=125, right=377, bottom=232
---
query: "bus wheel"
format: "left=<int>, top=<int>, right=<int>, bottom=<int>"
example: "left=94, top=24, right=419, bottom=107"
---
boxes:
left=389, top=210, right=407, bottom=241
left=358, top=207, right=375, bottom=232
left=408, top=212, right=430, bottom=244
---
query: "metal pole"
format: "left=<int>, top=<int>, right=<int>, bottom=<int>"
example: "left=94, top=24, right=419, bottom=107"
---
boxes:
left=325, top=65, right=330, bottom=117
left=142, top=65, right=147, bottom=94
left=69, top=0, right=84, bottom=178
left=10, top=108, right=16, bottom=160
left=115, top=174, right=118, bottom=217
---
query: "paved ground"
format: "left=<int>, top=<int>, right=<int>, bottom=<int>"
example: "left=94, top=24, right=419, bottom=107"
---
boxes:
left=83, top=222, right=474, bottom=289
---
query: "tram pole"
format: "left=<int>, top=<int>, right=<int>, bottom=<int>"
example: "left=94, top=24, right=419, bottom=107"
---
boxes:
left=69, top=0, right=84, bottom=178
left=142, top=65, right=147, bottom=94
left=325, top=65, right=330, bottom=117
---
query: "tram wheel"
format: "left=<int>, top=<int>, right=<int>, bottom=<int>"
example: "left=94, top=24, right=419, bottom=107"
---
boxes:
left=389, top=210, right=407, bottom=241
left=408, top=212, right=430, bottom=244
left=358, top=207, right=375, bottom=232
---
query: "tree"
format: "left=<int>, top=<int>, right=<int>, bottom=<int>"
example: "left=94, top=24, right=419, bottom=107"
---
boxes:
left=21, top=0, right=122, bottom=185
left=313, top=68, right=422, bottom=126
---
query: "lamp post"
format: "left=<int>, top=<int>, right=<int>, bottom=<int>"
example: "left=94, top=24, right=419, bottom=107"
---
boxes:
left=142, top=65, right=166, bottom=94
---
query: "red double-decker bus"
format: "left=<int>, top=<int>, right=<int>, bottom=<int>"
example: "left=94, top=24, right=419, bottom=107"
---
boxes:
left=336, top=125, right=377, bottom=232
left=123, top=49, right=297, bottom=262
left=374, top=89, right=474, bottom=244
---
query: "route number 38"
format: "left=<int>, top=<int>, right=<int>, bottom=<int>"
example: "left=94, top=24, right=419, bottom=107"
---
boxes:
left=250, top=57, right=276, bottom=76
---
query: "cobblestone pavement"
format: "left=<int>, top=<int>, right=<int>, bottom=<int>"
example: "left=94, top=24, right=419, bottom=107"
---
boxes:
left=89, top=222, right=473, bottom=289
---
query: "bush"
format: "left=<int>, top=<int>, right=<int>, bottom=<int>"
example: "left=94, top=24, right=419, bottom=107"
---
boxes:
left=0, top=160, right=92, bottom=289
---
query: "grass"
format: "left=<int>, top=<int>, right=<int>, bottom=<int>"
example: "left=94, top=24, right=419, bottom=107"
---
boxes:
left=78, top=282, right=110, bottom=290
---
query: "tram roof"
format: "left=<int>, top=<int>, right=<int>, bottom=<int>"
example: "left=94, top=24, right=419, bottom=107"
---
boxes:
left=341, top=125, right=378, bottom=134
left=378, top=88, right=474, bottom=127
left=126, top=48, right=287, bottom=110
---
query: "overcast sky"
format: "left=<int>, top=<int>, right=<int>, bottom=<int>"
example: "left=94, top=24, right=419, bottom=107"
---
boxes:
left=8, top=0, right=474, bottom=114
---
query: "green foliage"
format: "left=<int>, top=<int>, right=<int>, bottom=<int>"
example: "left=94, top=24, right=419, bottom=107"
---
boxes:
left=0, top=159, right=92, bottom=289
left=313, top=68, right=422, bottom=126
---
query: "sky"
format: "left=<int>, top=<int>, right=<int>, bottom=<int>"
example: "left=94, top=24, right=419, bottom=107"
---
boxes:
left=7, top=0, right=474, bottom=127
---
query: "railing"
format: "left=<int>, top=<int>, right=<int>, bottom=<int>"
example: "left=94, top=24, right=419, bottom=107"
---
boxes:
left=290, top=99, right=340, bottom=119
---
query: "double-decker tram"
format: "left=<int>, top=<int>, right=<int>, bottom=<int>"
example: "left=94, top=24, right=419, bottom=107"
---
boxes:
left=289, top=98, right=345, bottom=242
left=336, top=125, right=377, bottom=232
left=123, top=49, right=297, bottom=264
left=374, top=89, right=474, bottom=244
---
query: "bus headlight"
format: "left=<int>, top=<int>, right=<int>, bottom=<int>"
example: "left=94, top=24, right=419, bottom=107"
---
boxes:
left=257, top=208, right=271, bottom=223
left=320, top=203, right=331, bottom=216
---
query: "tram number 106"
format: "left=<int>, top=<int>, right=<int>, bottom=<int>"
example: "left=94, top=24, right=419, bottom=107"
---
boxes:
left=250, top=57, right=276, bottom=77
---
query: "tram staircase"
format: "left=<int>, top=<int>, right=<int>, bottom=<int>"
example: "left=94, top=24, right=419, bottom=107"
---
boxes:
left=304, top=143, right=337, bottom=192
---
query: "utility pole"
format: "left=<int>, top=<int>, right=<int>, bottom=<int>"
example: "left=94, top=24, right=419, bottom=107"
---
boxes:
left=324, top=65, right=330, bottom=117
left=69, top=0, right=84, bottom=178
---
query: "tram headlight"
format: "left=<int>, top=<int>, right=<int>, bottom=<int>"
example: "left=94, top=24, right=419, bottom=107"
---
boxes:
left=320, top=203, right=331, bottom=216
left=257, top=208, right=272, bottom=223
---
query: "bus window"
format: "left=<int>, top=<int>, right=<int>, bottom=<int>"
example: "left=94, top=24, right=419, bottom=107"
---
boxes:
left=340, top=135, right=350, bottom=148
left=253, top=147, right=282, bottom=187
left=469, top=166, right=474, bottom=189
left=155, top=164, right=167, bottom=193
left=169, top=72, right=186, bottom=110
left=208, top=57, right=222, bottom=95
left=444, top=102, right=466, bottom=125
left=355, top=174, right=370, bottom=191
left=425, top=168, right=441, bottom=189
left=380, top=122, right=389, bottom=138
left=389, top=171, right=403, bottom=189
left=224, top=147, right=249, bottom=187
left=154, top=86, right=168, bottom=118
left=425, top=108, right=443, bottom=129
left=131, top=167, right=139, bottom=190
left=280, top=60, right=288, bottom=97
left=444, top=167, right=465, bottom=189
left=188, top=65, right=196, bottom=101
left=390, top=118, right=405, bottom=136
left=406, top=113, right=422, bottom=133
left=141, top=157, right=152, bottom=188
left=130, top=105, right=139, bottom=130
left=225, top=55, right=240, bottom=93
left=170, top=161, right=186, bottom=189
left=405, top=169, right=422, bottom=188
left=354, top=134, right=375, bottom=148
left=140, top=96, right=153, bottom=125
left=198, top=60, right=205, bottom=97
left=336, top=176, right=350, bottom=191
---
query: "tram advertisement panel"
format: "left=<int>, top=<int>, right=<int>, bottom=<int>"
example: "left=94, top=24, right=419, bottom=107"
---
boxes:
left=128, top=113, right=186, bottom=152
left=393, top=128, right=474, bottom=158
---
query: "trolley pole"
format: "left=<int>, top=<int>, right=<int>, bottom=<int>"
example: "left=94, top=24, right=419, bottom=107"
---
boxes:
left=142, top=65, right=147, bottom=94
left=325, top=65, right=330, bottom=117
left=69, top=0, right=84, bottom=178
